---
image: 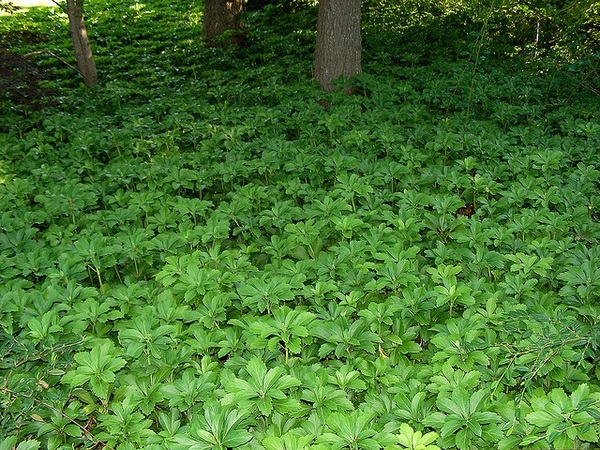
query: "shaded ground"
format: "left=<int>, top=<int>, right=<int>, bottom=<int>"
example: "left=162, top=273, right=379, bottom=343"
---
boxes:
left=0, top=30, right=55, bottom=111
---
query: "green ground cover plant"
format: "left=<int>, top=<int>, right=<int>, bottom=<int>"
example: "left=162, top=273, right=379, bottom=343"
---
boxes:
left=0, top=0, right=599, bottom=448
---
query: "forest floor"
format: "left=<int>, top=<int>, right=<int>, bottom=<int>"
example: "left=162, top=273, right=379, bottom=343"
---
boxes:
left=0, top=0, right=57, bottom=104
left=0, top=25, right=55, bottom=109
left=1, top=0, right=599, bottom=447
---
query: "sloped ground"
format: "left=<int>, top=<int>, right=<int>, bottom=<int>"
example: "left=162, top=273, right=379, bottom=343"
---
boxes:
left=0, top=30, right=55, bottom=110
left=1, top=1, right=599, bottom=448
left=1, top=0, right=58, bottom=109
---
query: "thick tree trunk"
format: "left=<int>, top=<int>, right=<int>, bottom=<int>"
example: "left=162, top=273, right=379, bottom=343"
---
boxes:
left=203, top=0, right=244, bottom=47
left=66, top=0, right=97, bottom=87
left=314, top=0, right=361, bottom=91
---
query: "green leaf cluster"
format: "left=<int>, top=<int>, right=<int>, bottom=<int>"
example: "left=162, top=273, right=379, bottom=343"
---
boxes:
left=1, top=0, right=599, bottom=448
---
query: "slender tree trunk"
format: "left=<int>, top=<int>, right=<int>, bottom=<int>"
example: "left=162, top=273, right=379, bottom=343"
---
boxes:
left=66, top=0, right=97, bottom=87
left=314, top=0, right=361, bottom=91
left=203, top=0, right=244, bottom=47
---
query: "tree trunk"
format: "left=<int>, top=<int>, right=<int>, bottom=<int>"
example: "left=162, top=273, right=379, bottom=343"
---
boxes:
left=66, top=0, right=97, bottom=87
left=203, top=0, right=244, bottom=47
left=314, top=0, right=361, bottom=91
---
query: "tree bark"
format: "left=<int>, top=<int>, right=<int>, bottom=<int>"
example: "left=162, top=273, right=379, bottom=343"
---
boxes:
left=66, top=0, right=97, bottom=87
left=314, top=0, right=361, bottom=91
left=203, top=0, right=244, bottom=47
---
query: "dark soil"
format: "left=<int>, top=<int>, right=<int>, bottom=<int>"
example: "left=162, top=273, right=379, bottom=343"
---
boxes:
left=0, top=29, right=56, bottom=111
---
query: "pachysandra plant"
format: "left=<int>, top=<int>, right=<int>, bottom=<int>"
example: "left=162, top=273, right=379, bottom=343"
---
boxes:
left=1, top=0, right=599, bottom=447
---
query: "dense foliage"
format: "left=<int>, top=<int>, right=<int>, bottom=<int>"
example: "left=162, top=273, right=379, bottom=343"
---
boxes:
left=0, top=0, right=599, bottom=448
